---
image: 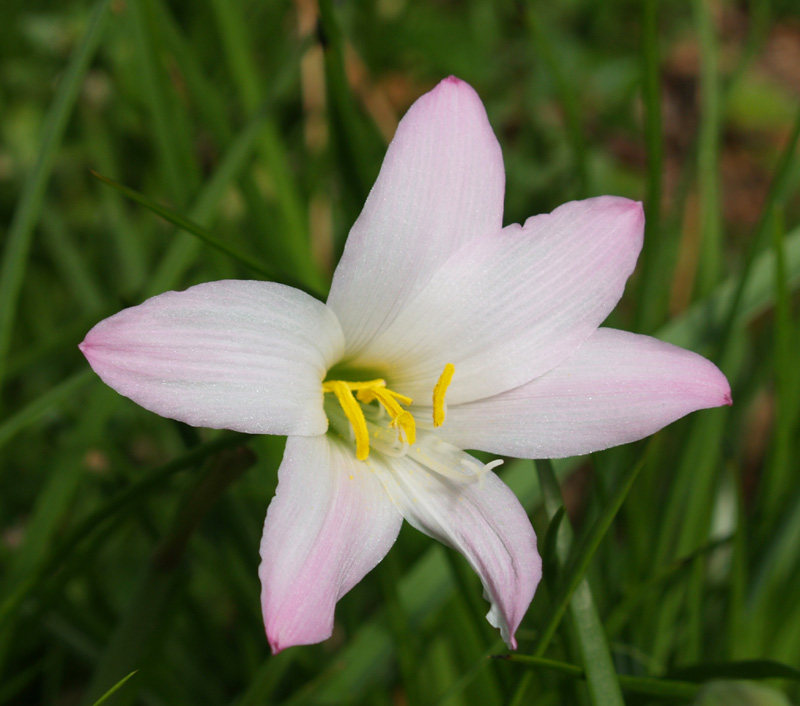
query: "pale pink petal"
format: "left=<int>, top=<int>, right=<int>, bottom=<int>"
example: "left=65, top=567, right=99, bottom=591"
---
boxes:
left=437, top=328, right=732, bottom=458
left=80, top=281, right=344, bottom=436
left=327, top=77, right=505, bottom=356
left=260, top=435, right=402, bottom=653
left=353, top=197, right=644, bottom=405
left=369, top=439, right=540, bottom=649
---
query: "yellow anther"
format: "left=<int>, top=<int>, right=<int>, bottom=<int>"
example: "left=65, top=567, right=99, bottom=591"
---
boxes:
left=357, top=386, right=416, bottom=446
left=342, top=378, right=387, bottom=392
left=322, top=380, right=370, bottom=460
left=432, top=363, right=455, bottom=427
left=324, top=377, right=416, bottom=459
left=390, top=410, right=416, bottom=445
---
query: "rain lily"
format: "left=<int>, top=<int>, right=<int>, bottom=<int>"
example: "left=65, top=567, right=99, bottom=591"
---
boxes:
left=80, top=76, right=731, bottom=653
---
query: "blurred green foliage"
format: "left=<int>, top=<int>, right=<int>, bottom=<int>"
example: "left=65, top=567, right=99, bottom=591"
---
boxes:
left=1, top=0, right=799, bottom=704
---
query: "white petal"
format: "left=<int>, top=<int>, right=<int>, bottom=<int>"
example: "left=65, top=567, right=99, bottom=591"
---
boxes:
left=368, top=435, right=541, bottom=649
left=259, top=434, right=403, bottom=653
left=327, top=77, right=505, bottom=355
left=354, top=197, right=644, bottom=404
left=80, top=281, right=344, bottom=436
left=437, top=328, right=732, bottom=458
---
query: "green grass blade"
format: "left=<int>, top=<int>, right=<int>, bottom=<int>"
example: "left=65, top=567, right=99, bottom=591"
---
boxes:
left=524, top=2, right=589, bottom=199
left=659, top=224, right=800, bottom=350
left=668, top=659, right=800, bottom=683
left=500, top=654, right=700, bottom=700
left=535, top=460, right=625, bottom=706
left=553, top=449, right=650, bottom=644
left=89, top=672, right=138, bottom=706
left=0, top=434, right=246, bottom=636
left=635, top=0, right=666, bottom=332
left=209, top=0, right=324, bottom=290
left=761, top=207, right=796, bottom=518
left=318, top=0, right=384, bottom=230
left=692, top=0, right=722, bottom=297
left=81, top=108, right=148, bottom=295
left=0, top=0, right=110, bottom=392
left=0, top=370, right=93, bottom=455
left=90, top=172, right=276, bottom=281
left=40, top=206, right=105, bottom=312
left=128, top=0, right=198, bottom=204
left=80, top=446, right=255, bottom=705
left=713, top=103, right=800, bottom=356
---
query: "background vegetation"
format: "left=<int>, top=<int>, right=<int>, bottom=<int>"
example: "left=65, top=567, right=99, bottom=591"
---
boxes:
left=1, top=0, right=799, bottom=704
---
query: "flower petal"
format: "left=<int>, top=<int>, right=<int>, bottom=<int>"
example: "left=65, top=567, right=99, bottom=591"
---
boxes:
left=369, top=437, right=541, bottom=649
left=437, top=328, right=732, bottom=458
left=80, top=281, right=344, bottom=436
left=327, top=77, right=505, bottom=355
left=354, top=197, right=644, bottom=404
left=259, top=434, right=402, bottom=653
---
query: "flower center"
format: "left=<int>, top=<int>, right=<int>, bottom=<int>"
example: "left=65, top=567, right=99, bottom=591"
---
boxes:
left=323, top=363, right=455, bottom=461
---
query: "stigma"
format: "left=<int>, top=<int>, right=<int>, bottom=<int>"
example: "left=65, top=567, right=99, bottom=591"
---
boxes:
left=323, top=364, right=455, bottom=461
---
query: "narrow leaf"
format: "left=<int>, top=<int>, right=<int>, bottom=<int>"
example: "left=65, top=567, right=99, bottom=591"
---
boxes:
left=90, top=671, right=138, bottom=706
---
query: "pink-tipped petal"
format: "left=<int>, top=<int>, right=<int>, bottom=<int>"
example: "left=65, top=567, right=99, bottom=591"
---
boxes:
left=259, top=435, right=402, bottom=653
left=437, top=328, right=732, bottom=458
left=327, top=77, right=505, bottom=356
left=370, top=441, right=541, bottom=649
left=354, top=197, right=645, bottom=404
left=80, top=281, right=344, bottom=436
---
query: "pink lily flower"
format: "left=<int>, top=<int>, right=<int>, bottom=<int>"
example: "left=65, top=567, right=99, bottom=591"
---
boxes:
left=79, top=77, right=731, bottom=653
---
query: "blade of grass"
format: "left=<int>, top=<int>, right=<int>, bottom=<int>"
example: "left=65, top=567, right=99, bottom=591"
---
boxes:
left=89, top=672, right=138, bottom=706
left=725, top=0, right=771, bottom=96
left=80, top=446, right=255, bottom=706
left=90, top=172, right=276, bottom=282
left=534, top=448, right=650, bottom=656
left=650, top=406, right=730, bottom=665
left=432, top=639, right=505, bottom=706
left=317, top=0, right=385, bottom=237
left=142, top=92, right=327, bottom=297
left=635, top=0, right=666, bottom=332
left=667, top=659, right=800, bottom=683
left=231, top=651, right=296, bottom=706
left=0, top=433, right=247, bottom=634
left=726, top=463, right=748, bottom=660
left=5, top=312, right=114, bottom=383
left=208, top=0, right=325, bottom=291
left=81, top=107, right=148, bottom=296
left=535, top=459, right=625, bottom=706
left=746, top=490, right=800, bottom=655
left=0, top=383, right=113, bottom=678
left=499, top=654, right=700, bottom=700
left=651, top=82, right=800, bottom=675
left=154, top=0, right=325, bottom=292
left=761, top=206, right=796, bottom=518
left=0, top=661, right=40, bottom=705
left=659, top=223, right=800, bottom=350
left=0, top=0, right=111, bottom=395
left=604, top=535, right=733, bottom=640
left=523, top=1, right=589, bottom=199
left=40, top=206, right=105, bottom=313
left=376, top=553, right=423, bottom=706
left=713, top=103, right=800, bottom=357
left=692, top=0, right=722, bottom=297
left=0, top=369, right=93, bottom=455
left=128, top=0, right=198, bottom=205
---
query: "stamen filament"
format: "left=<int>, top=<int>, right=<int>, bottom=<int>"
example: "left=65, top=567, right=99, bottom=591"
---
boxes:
left=322, top=380, right=370, bottom=460
left=357, top=387, right=417, bottom=445
left=433, top=363, right=455, bottom=427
